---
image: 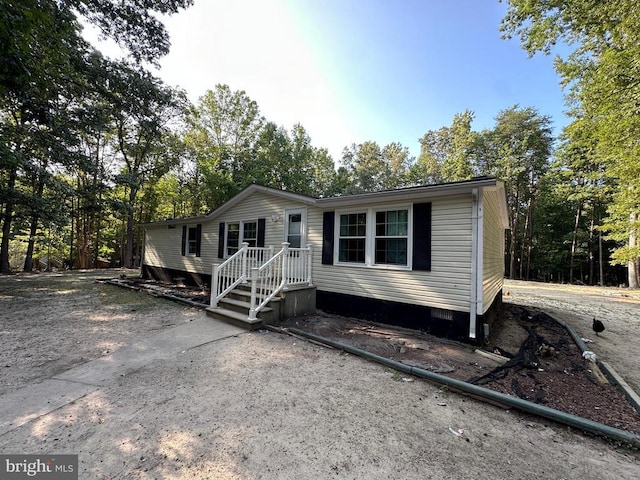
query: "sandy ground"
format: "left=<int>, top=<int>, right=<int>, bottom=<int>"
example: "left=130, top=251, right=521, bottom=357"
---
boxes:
left=0, top=272, right=639, bottom=479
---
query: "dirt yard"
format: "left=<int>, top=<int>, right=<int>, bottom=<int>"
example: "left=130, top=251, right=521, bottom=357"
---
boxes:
left=1, top=271, right=639, bottom=479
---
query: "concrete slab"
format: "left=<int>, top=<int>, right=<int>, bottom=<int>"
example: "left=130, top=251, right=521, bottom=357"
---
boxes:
left=53, top=316, right=243, bottom=385
left=0, top=316, right=243, bottom=436
left=0, top=379, right=97, bottom=435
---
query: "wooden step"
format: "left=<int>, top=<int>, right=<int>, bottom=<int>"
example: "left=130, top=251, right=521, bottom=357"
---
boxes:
left=205, top=307, right=263, bottom=330
left=218, top=297, right=273, bottom=315
left=227, top=288, right=281, bottom=304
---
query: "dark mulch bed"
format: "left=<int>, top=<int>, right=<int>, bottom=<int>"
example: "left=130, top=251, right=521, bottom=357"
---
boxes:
left=480, top=306, right=640, bottom=433
left=112, top=276, right=640, bottom=435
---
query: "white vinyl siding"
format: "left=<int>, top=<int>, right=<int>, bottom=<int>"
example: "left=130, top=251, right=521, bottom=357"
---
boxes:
left=482, top=188, right=505, bottom=313
left=312, top=194, right=473, bottom=312
left=144, top=191, right=310, bottom=277
left=143, top=186, right=502, bottom=318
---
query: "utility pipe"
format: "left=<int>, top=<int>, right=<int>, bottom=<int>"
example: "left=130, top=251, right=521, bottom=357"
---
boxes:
left=280, top=326, right=640, bottom=447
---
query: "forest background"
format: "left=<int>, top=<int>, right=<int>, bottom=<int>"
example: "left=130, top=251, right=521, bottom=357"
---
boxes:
left=1, top=0, right=639, bottom=288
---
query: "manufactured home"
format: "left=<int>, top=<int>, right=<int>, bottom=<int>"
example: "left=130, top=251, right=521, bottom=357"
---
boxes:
left=142, top=177, right=509, bottom=343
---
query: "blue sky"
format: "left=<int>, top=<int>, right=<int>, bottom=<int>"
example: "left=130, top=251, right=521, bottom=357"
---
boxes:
left=88, top=0, right=569, bottom=162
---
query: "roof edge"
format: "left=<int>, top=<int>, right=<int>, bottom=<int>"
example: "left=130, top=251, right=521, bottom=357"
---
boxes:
left=142, top=184, right=317, bottom=227
left=317, top=177, right=501, bottom=207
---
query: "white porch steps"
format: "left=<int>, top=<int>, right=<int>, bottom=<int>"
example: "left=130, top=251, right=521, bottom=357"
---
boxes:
left=205, top=285, right=280, bottom=330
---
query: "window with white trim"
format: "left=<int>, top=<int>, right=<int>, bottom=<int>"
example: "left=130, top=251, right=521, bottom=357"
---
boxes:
left=338, top=212, right=366, bottom=263
left=335, top=207, right=410, bottom=268
left=375, top=209, right=408, bottom=266
left=243, top=221, right=257, bottom=247
left=226, top=220, right=258, bottom=256
left=187, top=226, right=199, bottom=255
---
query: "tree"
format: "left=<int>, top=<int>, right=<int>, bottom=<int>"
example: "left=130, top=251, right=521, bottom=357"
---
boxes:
left=251, top=122, right=292, bottom=190
left=551, top=116, right=611, bottom=284
left=0, top=1, right=83, bottom=272
left=108, top=62, right=187, bottom=268
left=482, top=106, right=553, bottom=279
left=341, top=142, right=388, bottom=193
left=381, top=142, right=412, bottom=190
left=186, top=85, right=264, bottom=210
left=68, top=1, right=194, bottom=64
left=501, top=0, right=640, bottom=287
left=414, top=110, right=476, bottom=184
left=0, top=0, right=193, bottom=272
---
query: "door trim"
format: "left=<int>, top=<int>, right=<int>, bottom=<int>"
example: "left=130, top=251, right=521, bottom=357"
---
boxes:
left=284, top=208, right=307, bottom=247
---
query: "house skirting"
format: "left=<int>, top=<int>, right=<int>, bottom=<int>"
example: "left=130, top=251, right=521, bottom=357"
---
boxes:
left=142, top=264, right=503, bottom=344
left=317, top=290, right=502, bottom=344
left=142, top=264, right=211, bottom=288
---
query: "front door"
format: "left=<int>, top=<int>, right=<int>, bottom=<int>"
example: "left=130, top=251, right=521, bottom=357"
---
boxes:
left=284, top=208, right=306, bottom=248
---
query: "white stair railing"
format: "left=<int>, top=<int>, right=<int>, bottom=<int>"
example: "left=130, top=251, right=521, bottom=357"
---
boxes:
left=210, top=243, right=273, bottom=307
left=248, top=243, right=313, bottom=320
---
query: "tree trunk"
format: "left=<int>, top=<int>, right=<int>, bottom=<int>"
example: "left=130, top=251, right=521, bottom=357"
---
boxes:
left=509, top=190, right=520, bottom=279
left=630, top=259, right=640, bottom=289
left=75, top=176, right=92, bottom=269
left=24, top=176, right=47, bottom=272
left=519, top=205, right=529, bottom=280
left=124, top=187, right=138, bottom=268
left=599, top=214, right=604, bottom=286
left=588, top=210, right=595, bottom=286
left=0, top=168, right=18, bottom=273
left=569, top=202, right=583, bottom=283
left=23, top=216, right=39, bottom=272
left=69, top=195, right=74, bottom=269
left=630, top=213, right=639, bottom=289
left=525, top=195, right=535, bottom=281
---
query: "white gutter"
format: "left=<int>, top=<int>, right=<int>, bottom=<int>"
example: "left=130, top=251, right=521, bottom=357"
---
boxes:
left=469, top=188, right=480, bottom=339
left=476, top=190, right=484, bottom=317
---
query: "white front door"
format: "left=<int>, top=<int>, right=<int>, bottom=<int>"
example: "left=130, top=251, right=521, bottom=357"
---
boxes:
left=284, top=208, right=306, bottom=248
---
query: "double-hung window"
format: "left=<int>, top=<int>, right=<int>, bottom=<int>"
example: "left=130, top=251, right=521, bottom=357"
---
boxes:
left=187, top=226, right=199, bottom=255
left=226, top=220, right=258, bottom=256
left=375, top=210, right=408, bottom=266
left=243, top=221, right=258, bottom=247
left=336, top=207, right=410, bottom=268
left=338, top=213, right=367, bottom=263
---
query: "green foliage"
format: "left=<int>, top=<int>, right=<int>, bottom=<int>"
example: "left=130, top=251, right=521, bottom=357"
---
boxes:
left=414, top=110, right=476, bottom=184
left=184, top=86, right=338, bottom=206
left=70, top=0, right=194, bottom=63
left=502, top=0, right=640, bottom=286
left=340, top=141, right=412, bottom=194
left=0, top=0, right=193, bottom=271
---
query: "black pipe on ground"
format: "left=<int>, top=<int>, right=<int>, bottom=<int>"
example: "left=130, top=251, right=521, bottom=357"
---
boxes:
left=268, top=325, right=640, bottom=448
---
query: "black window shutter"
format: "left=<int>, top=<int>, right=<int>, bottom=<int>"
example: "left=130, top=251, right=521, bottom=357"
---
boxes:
left=257, top=218, right=266, bottom=247
left=322, top=211, right=335, bottom=265
left=413, top=202, right=432, bottom=271
left=181, top=225, right=187, bottom=256
left=195, top=224, right=202, bottom=257
left=217, top=223, right=225, bottom=258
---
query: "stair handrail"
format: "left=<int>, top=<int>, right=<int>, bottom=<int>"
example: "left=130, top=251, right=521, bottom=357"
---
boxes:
left=210, top=243, right=247, bottom=307
left=249, top=243, right=288, bottom=320
left=211, top=242, right=277, bottom=307
left=249, top=243, right=313, bottom=320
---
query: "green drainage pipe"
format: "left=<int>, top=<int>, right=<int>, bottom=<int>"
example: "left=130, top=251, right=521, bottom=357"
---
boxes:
left=275, top=326, right=640, bottom=447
